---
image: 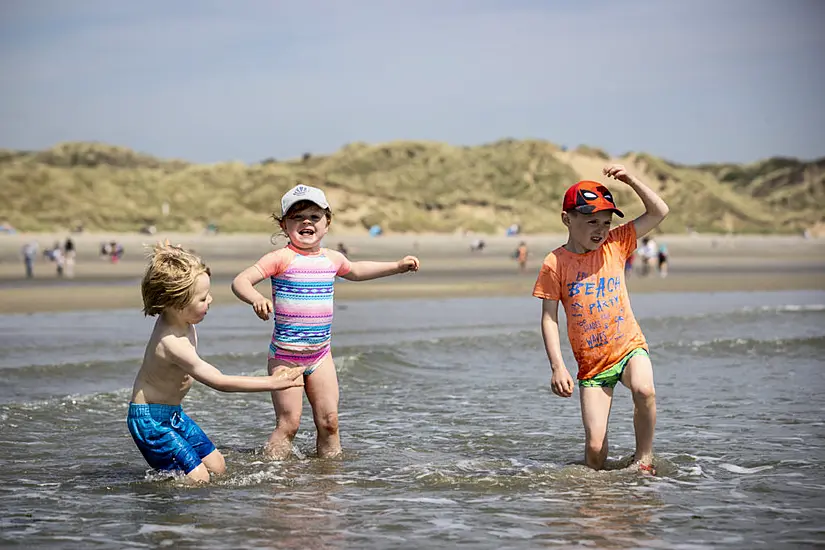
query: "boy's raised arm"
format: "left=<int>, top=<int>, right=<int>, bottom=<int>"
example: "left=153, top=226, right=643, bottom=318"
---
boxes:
left=163, top=336, right=304, bottom=392
left=541, top=299, right=574, bottom=398
left=603, top=164, right=669, bottom=238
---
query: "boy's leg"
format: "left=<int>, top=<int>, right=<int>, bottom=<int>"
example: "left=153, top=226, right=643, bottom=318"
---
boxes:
left=620, top=353, right=656, bottom=466
left=579, top=386, right=614, bottom=470
left=186, top=463, right=212, bottom=483
left=176, top=411, right=225, bottom=476
left=266, top=358, right=305, bottom=459
left=305, top=353, right=341, bottom=458
left=200, top=449, right=226, bottom=476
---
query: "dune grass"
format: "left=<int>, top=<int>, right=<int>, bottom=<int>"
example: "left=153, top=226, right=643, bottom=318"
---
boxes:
left=1, top=140, right=821, bottom=234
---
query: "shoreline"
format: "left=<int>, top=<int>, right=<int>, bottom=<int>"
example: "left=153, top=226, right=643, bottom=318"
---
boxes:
left=1, top=231, right=823, bottom=314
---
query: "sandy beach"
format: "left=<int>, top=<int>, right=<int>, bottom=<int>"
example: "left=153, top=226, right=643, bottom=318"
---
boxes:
left=1, top=231, right=823, bottom=314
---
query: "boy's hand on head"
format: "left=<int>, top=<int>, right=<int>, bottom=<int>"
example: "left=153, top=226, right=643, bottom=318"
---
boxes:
left=550, top=367, right=575, bottom=398
left=603, top=164, right=637, bottom=186
left=397, top=256, right=420, bottom=273
left=252, top=298, right=273, bottom=321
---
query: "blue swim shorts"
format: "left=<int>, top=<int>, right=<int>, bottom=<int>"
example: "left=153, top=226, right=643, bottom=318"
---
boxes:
left=126, top=403, right=216, bottom=474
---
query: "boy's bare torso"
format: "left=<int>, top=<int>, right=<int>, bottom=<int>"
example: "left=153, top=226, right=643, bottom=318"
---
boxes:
left=130, top=318, right=196, bottom=405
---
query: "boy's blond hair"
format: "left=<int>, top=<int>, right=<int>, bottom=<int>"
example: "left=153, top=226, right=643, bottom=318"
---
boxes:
left=141, top=242, right=211, bottom=316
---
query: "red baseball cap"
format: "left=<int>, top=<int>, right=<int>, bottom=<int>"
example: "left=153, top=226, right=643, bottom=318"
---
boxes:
left=562, top=180, right=624, bottom=218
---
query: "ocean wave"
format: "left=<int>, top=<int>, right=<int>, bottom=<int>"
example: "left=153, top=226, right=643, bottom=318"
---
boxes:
left=743, top=304, right=825, bottom=314
left=1, top=388, right=130, bottom=413
left=643, top=303, right=825, bottom=326
left=659, top=335, right=825, bottom=354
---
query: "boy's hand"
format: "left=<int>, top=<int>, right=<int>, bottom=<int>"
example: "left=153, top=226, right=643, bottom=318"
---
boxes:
left=603, top=164, right=637, bottom=186
left=269, top=365, right=306, bottom=390
left=252, top=298, right=273, bottom=321
left=550, top=366, right=575, bottom=398
left=397, top=256, right=420, bottom=273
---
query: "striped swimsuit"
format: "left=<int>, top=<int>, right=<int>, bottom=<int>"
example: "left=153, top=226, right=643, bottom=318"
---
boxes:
left=254, top=244, right=351, bottom=374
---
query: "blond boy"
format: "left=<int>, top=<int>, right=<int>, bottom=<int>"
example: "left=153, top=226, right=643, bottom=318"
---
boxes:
left=128, top=243, right=305, bottom=483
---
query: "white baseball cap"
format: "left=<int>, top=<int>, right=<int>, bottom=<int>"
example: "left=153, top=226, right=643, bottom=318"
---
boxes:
left=281, top=184, right=330, bottom=216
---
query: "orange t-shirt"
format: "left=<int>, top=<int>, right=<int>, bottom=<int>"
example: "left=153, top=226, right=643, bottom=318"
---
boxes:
left=532, top=222, right=647, bottom=380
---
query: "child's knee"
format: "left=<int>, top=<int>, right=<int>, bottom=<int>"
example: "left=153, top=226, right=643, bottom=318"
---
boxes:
left=186, top=464, right=211, bottom=483
left=585, top=438, right=606, bottom=456
left=277, top=414, right=302, bottom=437
left=203, top=450, right=226, bottom=475
left=315, top=411, right=339, bottom=435
left=633, top=384, right=656, bottom=403
left=584, top=431, right=608, bottom=458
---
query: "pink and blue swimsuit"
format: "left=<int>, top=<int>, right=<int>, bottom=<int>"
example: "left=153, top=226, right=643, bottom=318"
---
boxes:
left=253, top=244, right=351, bottom=374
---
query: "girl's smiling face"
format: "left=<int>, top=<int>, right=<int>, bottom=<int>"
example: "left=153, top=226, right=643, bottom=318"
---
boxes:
left=281, top=203, right=330, bottom=251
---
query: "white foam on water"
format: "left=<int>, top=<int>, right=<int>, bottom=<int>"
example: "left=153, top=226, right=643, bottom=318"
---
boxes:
left=226, top=468, right=289, bottom=487
left=748, top=304, right=825, bottom=313
left=391, top=496, right=458, bottom=505
left=138, top=524, right=218, bottom=535
left=428, top=517, right=472, bottom=530
left=142, top=469, right=186, bottom=483
left=719, top=464, right=774, bottom=474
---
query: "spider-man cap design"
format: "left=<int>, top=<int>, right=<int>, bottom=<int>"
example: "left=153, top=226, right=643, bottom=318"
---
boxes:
left=562, top=180, right=624, bottom=218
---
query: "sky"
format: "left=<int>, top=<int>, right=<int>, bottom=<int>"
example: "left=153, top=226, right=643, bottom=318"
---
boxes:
left=1, top=0, right=823, bottom=165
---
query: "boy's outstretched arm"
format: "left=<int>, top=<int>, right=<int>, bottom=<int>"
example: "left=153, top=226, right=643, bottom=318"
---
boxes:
left=603, top=164, right=670, bottom=238
left=541, top=299, right=574, bottom=398
left=341, top=256, right=420, bottom=282
left=163, top=335, right=305, bottom=391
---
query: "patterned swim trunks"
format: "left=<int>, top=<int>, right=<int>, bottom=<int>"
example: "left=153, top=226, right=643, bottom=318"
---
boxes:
left=126, top=403, right=216, bottom=474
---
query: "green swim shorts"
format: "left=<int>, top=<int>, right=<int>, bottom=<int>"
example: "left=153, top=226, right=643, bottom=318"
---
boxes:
left=579, top=348, right=649, bottom=388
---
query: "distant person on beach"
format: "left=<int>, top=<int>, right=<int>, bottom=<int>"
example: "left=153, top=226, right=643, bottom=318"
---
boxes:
left=533, top=164, right=669, bottom=475
left=231, top=184, right=420, bottom=460
left=127, top=242, right=306, bottom=483
left=110, top=241, right=124, bottom=263
left=64, top=237, right=76, bottom=278
left=50, top=244, right=65, bottom=277
left=21, top=241, right=38, bottom=278
left=516, top=241, right=529, bottom=273
left=336, top=242, right=349, bottom=256
left=640, top=236, right=657, bottom=276
left=657, top=242, right=669, bottom=278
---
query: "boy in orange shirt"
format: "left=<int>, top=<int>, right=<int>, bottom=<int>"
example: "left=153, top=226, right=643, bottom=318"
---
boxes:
left=533, top=164, right=669, bottom=474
